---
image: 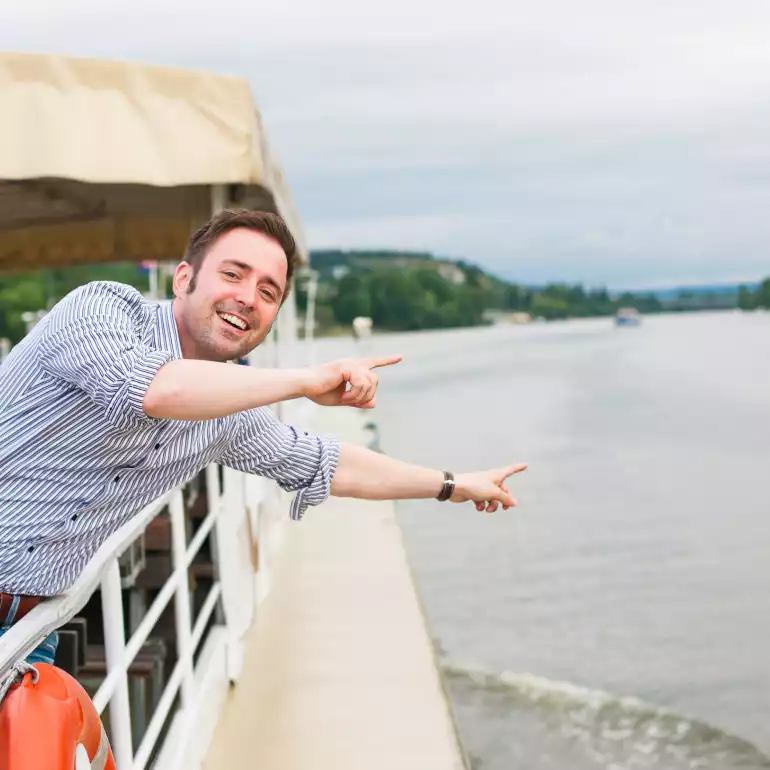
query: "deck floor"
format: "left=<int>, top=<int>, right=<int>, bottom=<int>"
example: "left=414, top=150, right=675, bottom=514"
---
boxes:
left=203, top=408, right=466, bottom=770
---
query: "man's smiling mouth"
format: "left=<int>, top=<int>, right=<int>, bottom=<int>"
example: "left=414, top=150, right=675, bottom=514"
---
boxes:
left=217, top=311, right=250, bottom=331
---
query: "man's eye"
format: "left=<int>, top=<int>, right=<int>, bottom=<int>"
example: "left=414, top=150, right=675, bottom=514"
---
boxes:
left=261, top=289, right=276, bottom=301
left=223, top=271, right=239, bottom=279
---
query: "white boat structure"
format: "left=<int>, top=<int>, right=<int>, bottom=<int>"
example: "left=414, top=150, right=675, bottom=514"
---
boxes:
left=614, top=306, right=642, bottom=327
left=0, top=52, right=466, bottom=770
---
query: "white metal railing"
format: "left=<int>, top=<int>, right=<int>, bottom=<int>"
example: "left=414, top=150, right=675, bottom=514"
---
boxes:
left=0, top=451, right=296, bottom=770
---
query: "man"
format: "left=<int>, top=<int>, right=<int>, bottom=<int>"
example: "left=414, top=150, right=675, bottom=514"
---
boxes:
left=0, top=208, right=526, bottom=664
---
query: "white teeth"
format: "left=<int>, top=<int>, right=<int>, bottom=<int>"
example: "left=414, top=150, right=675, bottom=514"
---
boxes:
left=219, top=312, right=247, bottom=330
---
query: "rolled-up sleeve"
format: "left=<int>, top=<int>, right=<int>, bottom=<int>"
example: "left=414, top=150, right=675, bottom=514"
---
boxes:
left=219, top=407, right=341, bottom=521
left=38, top=288, right=174, bottom=429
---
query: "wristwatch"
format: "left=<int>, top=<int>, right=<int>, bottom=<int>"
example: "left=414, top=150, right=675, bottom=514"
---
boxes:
left=436, top=471, right=455, bottom=502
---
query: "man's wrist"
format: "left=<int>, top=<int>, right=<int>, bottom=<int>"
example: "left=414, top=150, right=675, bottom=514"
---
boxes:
left=288, top=368, right=313, bottom=400
left=435, top=470, right=455, bottom=501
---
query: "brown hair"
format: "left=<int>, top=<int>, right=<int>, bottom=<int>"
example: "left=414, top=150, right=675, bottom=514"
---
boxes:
left=185, top=208, right=297, bottom=298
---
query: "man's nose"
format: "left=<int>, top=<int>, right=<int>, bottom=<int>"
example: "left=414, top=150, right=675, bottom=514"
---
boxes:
left=232, top=282, right=257, bottom=308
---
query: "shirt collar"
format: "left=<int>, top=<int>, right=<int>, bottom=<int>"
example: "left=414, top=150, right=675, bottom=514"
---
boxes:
left=155, top=300, right=184, bottom=360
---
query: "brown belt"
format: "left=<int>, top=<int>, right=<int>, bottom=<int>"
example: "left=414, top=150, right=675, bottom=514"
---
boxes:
left=0, top=593, right=43, bottom=626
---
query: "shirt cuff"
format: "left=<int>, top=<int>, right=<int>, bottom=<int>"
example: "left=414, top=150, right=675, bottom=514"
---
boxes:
left=289, top=434, right=341, bottom=521
left=124, top=349, right=176, bottom=423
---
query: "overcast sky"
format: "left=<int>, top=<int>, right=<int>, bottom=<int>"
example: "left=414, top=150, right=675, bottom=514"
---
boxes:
left=3, top=1, right=770, bottom=289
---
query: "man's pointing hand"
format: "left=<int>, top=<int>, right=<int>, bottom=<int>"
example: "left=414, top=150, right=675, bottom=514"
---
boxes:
left=303, top=355, right=403, bottom=408
left=453, top=464, right=529, bottom=513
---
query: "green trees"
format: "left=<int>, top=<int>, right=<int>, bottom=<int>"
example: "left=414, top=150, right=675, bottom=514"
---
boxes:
left=756, top=278, right=770, bottom=308
left=0, top=274, right=47, bottom=342
left=331, top=272, right=372, bottom=324
left=738, top=279, right=770, bottom=310
left=529, top=293, right=571, bottom=320
left=0, top=264, right=148, bottom=344
left=760, top=279, right=770, bottom=308
left=738, top=285, right=756, bottom=310
left=328, top=268, right=487, bottom=331
left=311, top=258, right=672, bottom=332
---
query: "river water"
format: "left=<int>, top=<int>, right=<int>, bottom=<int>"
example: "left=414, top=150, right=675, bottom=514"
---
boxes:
left=313, top=311, right=770, bottom=770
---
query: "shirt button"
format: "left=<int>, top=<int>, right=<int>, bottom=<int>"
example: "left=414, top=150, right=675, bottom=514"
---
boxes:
left=154, top=443, right=161, bottom=450
left=27, top=546, right=34, bottom=553
left=71, top=514, right=78, bottom=522
left=114, top=475, right=121, bottom=483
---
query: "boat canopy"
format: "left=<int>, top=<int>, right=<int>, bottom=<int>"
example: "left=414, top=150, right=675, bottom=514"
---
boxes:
left=0, top=51, right=307, bottom=273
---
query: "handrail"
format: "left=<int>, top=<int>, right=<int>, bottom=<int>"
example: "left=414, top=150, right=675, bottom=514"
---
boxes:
left=0, top=460, right=282, bottom=770
left=0, top=490, right=174, bottom=671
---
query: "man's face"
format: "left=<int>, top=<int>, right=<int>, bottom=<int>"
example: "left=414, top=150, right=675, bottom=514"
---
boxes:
left=172, top=228, right=288, bottom=361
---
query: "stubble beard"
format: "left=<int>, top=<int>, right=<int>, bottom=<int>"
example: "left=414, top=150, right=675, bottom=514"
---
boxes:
left=197, top=311, right=271, bottom=362
left=196, top=318, right=250, bottom=362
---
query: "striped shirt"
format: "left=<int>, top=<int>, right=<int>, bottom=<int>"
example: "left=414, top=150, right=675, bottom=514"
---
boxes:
left=0, top=281, right=340, bottom=596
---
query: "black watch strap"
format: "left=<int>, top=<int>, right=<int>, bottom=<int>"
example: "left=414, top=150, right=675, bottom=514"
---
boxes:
left=436, top=471, right=455, bottom=502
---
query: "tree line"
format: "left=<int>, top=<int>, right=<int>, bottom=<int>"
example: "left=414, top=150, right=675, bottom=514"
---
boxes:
left=0, top=264, right=150, bottom=344
left=296, top=257, right=664, bottom=332
left=1, top=255, right=762, bottom=345
left=737, top=278, right=770, bottom=310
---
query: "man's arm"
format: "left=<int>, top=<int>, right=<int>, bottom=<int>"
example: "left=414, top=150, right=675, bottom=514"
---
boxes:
left=143, top=360, right=309, bottom=420
left=331, top=443, right=527, bottom=513
left=331, top=443, right=445, bottom=500
left=143, top=355, right=402, bottom=420
left=218, top=407, right=341, bottom=522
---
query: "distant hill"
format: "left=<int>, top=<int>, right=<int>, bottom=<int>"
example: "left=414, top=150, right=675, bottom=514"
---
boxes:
left=638, top=282, right=759, bottom=300
left=309, top=249, right=438, bottom=278
left=304, top=249, right=767, bottom=321
left=310, top=253, right=761, bottom=301
left=308, top=249, right=505, bottom=290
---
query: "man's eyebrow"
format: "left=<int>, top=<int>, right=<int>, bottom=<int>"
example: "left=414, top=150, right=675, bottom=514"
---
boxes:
left=221, top=259, right=252, bottom=272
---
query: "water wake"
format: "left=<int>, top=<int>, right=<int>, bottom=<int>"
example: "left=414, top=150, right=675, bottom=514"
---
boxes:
left=442, top=662, right=770, bottom=770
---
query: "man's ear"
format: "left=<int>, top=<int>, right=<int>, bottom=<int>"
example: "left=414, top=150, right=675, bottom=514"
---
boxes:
left=173, top=262, right=193, bottom=297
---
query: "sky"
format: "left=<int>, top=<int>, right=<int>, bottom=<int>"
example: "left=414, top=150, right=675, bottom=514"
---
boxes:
left=2, top=1, right=770, bottom=289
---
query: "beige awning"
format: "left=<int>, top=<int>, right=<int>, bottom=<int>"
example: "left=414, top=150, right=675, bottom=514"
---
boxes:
left=0, top=51, right=307, bottom=272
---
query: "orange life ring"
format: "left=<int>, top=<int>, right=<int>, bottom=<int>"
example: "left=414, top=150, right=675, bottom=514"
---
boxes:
left=0, top=663, right=116, bottom=770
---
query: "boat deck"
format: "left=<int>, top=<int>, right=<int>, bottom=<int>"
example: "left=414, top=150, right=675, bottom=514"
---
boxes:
left=203, top=408, right=467, bottom=770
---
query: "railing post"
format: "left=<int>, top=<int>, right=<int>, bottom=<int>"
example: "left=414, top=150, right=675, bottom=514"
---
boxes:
left=207, top=463, right=241, bottom=681
left=102, top=560, right=133, bottom=769
left=206, top=463, right=223, bottom=627
left=170, top=489, right=195, bottom=705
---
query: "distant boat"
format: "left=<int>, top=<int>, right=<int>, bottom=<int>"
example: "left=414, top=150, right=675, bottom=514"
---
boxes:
left=614, top=307, right=642, bottom=327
